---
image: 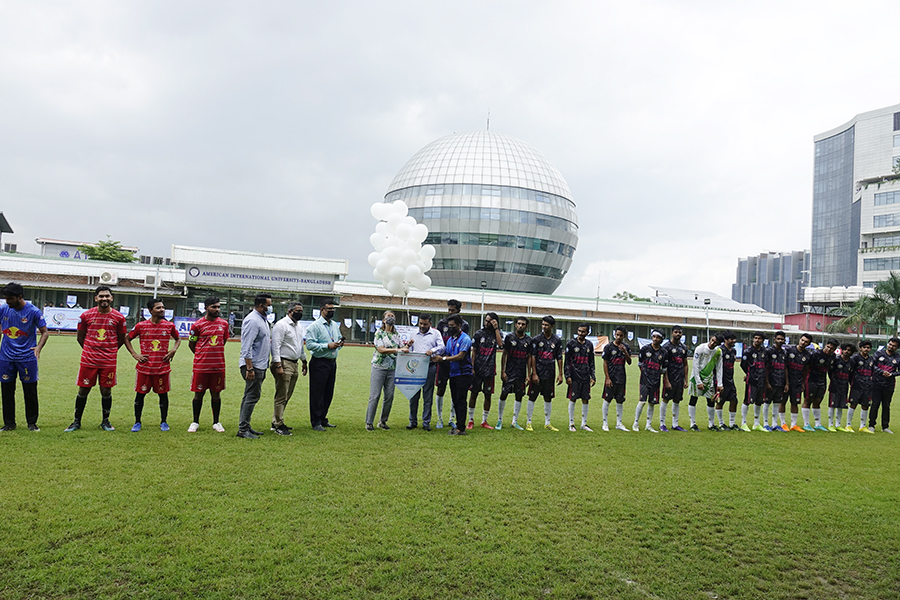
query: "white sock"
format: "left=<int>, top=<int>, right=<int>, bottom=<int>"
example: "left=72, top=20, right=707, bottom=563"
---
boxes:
left=790, top=412, right=798, bottom=427
left=436, top=396, right=444, bottom=420
left=616, top=402, right=623, bottom=424
left=498, top=399, right=506, bottom=422
left=527, top=400, right=535, bottom=422
left=706, top=405, right=715, bottom=427
left=635, top=401, right=646, bottom=424
left=741, top=404, right=749, bottom=425
left=729, top=411, right=736, bottom=427
left=688, top=404, right=696, bottom=426
left=672, top=403, right=680, bottom=428
left=568, top=401, right=576, bottom=425
left=660, top=401, right=668, bottom=427
left=802, top=407, right=811, bottom=427
left=482, top=410, right=489, bottom=423
left=544, top=401, right=552, bottom=425
left=861, top=409, right=869, bottom=427
left=602, top=400, right=610, bottom=424
left=715, top=408, right=723, bottom=427
left=581, top=403, right=589, bottom=426
left=763, top=403, right=770, bottom=425
left=846, top=406, right=855, bottom=428
left=836, top=408, right=843, bottom=425
left=468, top=406, right=475, bottom=421
left=813, top=407, right=821, bottom=426
left=646, top=404, right=655, bottom=426
left=753, top=404, right=760, bottom=426
left=778, top=411, right=786, bottom=426
left=513, top=400, right=522, bottom=423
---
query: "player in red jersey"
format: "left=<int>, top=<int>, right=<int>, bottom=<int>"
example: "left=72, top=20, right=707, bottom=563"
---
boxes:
left=124, top=298, right=180, bottom=432
left=188, top=296, right=229, bottom=432
left=64, top=286, right=127, bottom=432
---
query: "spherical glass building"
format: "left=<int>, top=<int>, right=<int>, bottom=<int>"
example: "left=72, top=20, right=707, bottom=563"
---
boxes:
left=384, top=130, right=578, bottom=294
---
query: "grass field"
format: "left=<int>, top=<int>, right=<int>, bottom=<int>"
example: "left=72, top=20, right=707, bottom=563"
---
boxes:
left=1, top=335, right=898, bottom=599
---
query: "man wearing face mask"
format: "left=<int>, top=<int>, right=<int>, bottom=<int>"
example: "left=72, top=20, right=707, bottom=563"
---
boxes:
left=269, top=301, right=308, bottom=436
left=305, top=301, right=344, bottom=431
left=236, top=293, right=273, bottom=439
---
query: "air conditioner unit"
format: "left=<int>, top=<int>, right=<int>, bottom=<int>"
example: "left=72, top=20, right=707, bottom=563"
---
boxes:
left=99, top=271, right=118, bottom=285
left=143, top=275, right=157, bottom=287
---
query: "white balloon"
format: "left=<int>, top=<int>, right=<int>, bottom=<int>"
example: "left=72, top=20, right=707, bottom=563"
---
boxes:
left=386, top=213, right=403, bottom=231
left=389, top=265, right=406, bottom=282
left=383, top=246, right=401, bottom=262
left=395, top=223, right=412, bottom=241
left=410, top=223, right=428, bottom=243
left=402, top=282, right=410, bottom=296
left=372, top=268, right=381, bottom=280
left=401, top=216, right=417, bottom=228
left=400, top=248, right=418, bottom=267
left=414, top=260, right=426, bottom=272
left=386, top=280, right=404, bottom=296
left=376, top=258, right=392, bottom=276
left=370, top=233, right=386, bottom=251
left=367, top=251, right=381, bottom=267
left=419, top=244, right=436, bottom=260
left=392, top=201, right=409, bottom=218
left=423, top=258, right=433, bottom=271
left=415, top=274, right=432, bottom=291
left=405, top=264, right=422, bottom=281
left=375, top=222, right=389, bottom=236
left=370, top=203, right=384, bottom=220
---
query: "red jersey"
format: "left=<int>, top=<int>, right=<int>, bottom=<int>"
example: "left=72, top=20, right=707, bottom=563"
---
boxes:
left=128, top=319, right=179, bottom=375
left=78, top=308, right=127, bottom=368
left=190, top=317, right=229, bottom=373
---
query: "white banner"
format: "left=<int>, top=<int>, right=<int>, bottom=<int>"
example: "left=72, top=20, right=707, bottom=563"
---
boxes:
left=394, top=352, right=431, bottom=400
left=43, top=307, right=86, bottom=330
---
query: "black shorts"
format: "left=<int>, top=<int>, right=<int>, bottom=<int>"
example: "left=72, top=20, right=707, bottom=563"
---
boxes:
left=849, top=386, right=870, bottom=408
left=788, top=383, right=804, bottom=405
left=662, top=383, right=684, bottom=402
left=567, top=379, right=591, bottom=401
left=807, top=381, right=827, bottom=401
left=528, top=378, right=555, bottom=401
left=766, top=385, right=786, bottom=404
left=602, top=382, right=626, bottom=403
left=471, top=375, right=495, bottom=396
left=829, top=389, right=849, bottom=409
left=719, top=383, right=737, bottom=404
left=744, top=383, right=765, bottom=406
left=500, top=378, right=526, bottom=399
left=640, top=382, right=660, bottom=405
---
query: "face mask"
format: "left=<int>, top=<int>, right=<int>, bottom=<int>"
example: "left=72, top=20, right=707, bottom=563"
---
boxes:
left=324, top=310, right=335, bottom=320
left=384, top=317, right=395, bottom=326
left=291, top=312, right=303, bottom=321
left=266, top=305, right=273, bottom=314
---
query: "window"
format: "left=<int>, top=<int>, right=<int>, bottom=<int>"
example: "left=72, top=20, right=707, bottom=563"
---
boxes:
left=894, top=134, right=900, bottom=147
left=873, top=213, right=900, bottom=228
left=874, top=235, right=900, bottom=247
left=875, top=191, right=900, bottom=206
left=864, top=257, right=900, bottom=271
left=894, top=112, right=900, bottom=131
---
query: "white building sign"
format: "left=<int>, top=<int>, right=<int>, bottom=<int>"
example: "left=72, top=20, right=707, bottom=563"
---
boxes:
left=184, top=264, right=335, bottom=293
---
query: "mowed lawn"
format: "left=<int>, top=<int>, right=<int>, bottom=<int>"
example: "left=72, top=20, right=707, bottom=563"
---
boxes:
left=1, top=335, right=898, bottom=599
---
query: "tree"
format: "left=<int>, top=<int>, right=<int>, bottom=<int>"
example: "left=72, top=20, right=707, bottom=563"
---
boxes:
left=827, top=272, right=900, bottom=340
left=78, top=236, right=136, bottom=263
left=613, top=291, right=651, bottom=302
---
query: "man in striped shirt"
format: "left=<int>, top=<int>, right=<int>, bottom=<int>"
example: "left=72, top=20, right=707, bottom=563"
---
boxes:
left=188, top=296, right=230, bottom=433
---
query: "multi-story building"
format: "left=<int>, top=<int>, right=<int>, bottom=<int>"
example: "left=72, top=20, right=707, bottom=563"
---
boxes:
left=732, top=250, right=810, bottom=314
left=811, top=103, right=900, bottom=288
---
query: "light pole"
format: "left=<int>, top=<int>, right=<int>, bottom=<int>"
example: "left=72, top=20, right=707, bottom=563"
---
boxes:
left=704, top=298, right=711, bottom=339
left=480, top=281, right=487, bottom=324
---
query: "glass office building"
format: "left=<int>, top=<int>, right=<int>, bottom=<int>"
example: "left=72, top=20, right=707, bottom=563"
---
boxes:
left=732, top=250, right=810, bottom=314
left=384, top=130, right=578, bottom=294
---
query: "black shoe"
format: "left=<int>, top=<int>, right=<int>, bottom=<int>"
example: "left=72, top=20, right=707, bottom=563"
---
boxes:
left=27, top=423, right=40, bottom=432
left=406, top=423, right=417, bottom=430
left=0, top=424, right=15, bottom=432
left=64, top=420, right=81, bottom=432
left=271, top=423, right=293, bottom=431
left=274, top=425, right=292, bottom=436
left=690, top=424, right=700, bottom=432
left=377, top=422, right=390, bottom=430
left=248, top=427, right=265, bottom=436
left=236, top=430, right=259, bottom=439
left=322, top=422, right=337, bottom=428
left=312, top=425, right=326, bottom=432
left=423, top=424, right=431, bottom=431
left=709, top=425, right=720, bottom=432
left=365, top=424, right=375, bottom=431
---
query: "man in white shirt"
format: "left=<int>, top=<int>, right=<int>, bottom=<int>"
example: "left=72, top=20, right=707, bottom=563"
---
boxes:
left=406, top=314, right=445, bottom=431
left=270, top=302, right=308, bottom=436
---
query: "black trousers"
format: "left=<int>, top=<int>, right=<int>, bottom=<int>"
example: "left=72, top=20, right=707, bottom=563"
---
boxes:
left=2, top=381, right=39, bottom=426
left=869, top=385, right=893, bottom=430
left=449, top=375, right=473, bottom=431
left=309, top=357, right=337, bottom=427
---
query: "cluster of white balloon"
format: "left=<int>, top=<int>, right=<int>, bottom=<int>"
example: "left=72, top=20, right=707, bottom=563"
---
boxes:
left=367, top=201, right=435, bottom=296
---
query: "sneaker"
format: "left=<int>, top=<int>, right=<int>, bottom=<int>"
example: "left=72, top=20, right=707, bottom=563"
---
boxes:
left=27, top=423, right=40, bottom=432
left=581, top=424, right=594, bottom=432
left=689, top=424, right=700, bottom=432
left=840, top=426, right=854, bottom=433
left=790, top=425, right=805, bottom=432
left=480, top=421, right=494, bottom=430
left=672, top=425, right=686, bottom=432
left=709, top=425, right=720, bottom=432
left=160, top=422, right=170, bottom=432
left=512, top=421, right=524, bottom=431
left=212, top=422, right=225, bottom=432
left=365, top=424, right=374, bottom=431
left=100, top=420, right=115, bottom=431
left=814, top=425, right=828, bottom=432
left=884, top=428, right=894, bottom=434
left=827, top=425, right=838, bottom=432
left=646, top=425, right=658, bottom=433
left=752, top=424, right=766, bottom=432
left=525, top=422, right=534, bottom=431
left=188, top=422, right=200, bottom=432
left=762, top=425, right=772, bottom=432
left=569, top=424, right=577, bottom=432
left=377, top=422, right=390, bottom=430
left=801, top=425, right=813, bottom=432
left=615, top=423, right=630, bottom=432
left=771, top=425, right=782, bottom=432
left=466, top=419, right=474, bottom=430
left=131, top=423, right=142, bottom=432
left=544, top=423, right=559, bottom=432
left=602, top=422, right=610, bottom=432
left=730, top=425, right=741, bottom=431
left=780, top=423, right=790, bottom=431
left=436, top=419, right=444, bottom=429
left=236, top=430, right=258, bottom=439
left=659, top=425, right=669, bottom=432
left=740, top=423, right=751, bottom=432
left=64, top=421, right=81, bottom=432
left=405, top=423, right=417, bottom=430
left=496, top=419, right=503, bottom=430
left=274, top=425, right=292, bottom=436
left=632, top=422, right=640, bottom=432
left=448, top=421, right=456, bottom=430
left=864, top=426, right=875, bottom=434
left=0, top=424, right=15, bottom=432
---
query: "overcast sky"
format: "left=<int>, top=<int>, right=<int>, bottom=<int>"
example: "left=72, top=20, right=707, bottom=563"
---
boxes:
left=2, top=1, right=898, bottom=300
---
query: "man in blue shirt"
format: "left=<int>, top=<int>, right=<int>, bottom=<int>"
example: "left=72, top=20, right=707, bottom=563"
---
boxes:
left=431, top=313, right=471, bottom=436
left=1, top=283, right=49, bottom=431
left=305, top=300, right=344, bottom=431
left=237, top=293, right=272, bottom=439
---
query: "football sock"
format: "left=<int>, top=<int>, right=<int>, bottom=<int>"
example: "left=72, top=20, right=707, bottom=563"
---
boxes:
left=134, top=393, right=146, bottom=423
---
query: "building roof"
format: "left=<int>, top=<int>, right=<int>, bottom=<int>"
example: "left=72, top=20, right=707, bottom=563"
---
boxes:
left=386, top=130, right=573, bottom=200
left=35, top=238, right=139, bottom=252
left=0, top=212, right=12, bottom=234
left=170, top=245, right=349, bottom=276
left=649, top=286, right=766, bottom=312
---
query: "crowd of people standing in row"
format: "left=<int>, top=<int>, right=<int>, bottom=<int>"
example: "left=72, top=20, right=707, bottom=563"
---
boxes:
left=1, top=283, right=895, bottom=436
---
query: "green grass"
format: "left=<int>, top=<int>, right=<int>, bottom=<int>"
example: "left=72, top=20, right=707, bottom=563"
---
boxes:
left=1, top=336, right=898, bottom=599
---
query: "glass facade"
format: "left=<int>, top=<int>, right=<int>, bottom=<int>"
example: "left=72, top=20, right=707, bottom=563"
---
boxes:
left=863, top=257, right=900, bottom=271
left=873, top=234, right=900, bottom=247
left=875, top=191, right=900, bottom=206
left=732, top=251, right=809, bottom=314
left=873, top=213, right=900, bottom=228
left=811, top=127, right=855, bottom=287
left=385, top=131, right=577, bottom=294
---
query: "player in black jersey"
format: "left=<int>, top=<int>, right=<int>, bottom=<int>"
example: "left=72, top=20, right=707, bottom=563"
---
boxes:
left=827, top=342, right=854, bottom=431
left=498, top=317, right=532, bottom=430
left=660, top=326, right=689, bottom=431
left=714, top=331, right=740, bottom=430
left=764, top=331, right=788, bottom=431
left=634, top=330, right=667, bottom=432
left=527, top=316, right=564, bottom=431
left=803, top=338, right=837, bottom=431
left=602, top=326, right=632, bottom=431
left=466, top=312, right=503, bottom=430
left=783, top=333, right=813, bottom=431
left=845, top=340, right=873, bottom=432
left=434, top=299, right=469, bottom=429
left=565, top=323, right=596, bottom=432
left=740, top=332, right=767, bottom=431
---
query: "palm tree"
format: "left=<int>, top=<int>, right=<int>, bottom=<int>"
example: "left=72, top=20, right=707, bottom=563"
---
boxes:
left=827, top=272, right=900, bottom=340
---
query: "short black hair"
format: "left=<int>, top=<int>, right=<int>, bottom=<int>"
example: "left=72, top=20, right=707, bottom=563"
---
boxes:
left=447, top=299, right=462, bottom=311
left=577, top=322, right=590, bottom=332
left=146, top=298, right=164, bottom=311
left=447, top=314, right=462, bottom=326
left=841, top=343, right=855, bottom=354
left=204, top=296, right=220, bottom=307
left=95, top=285, right=112, bottom=295
left=890, top=337, right=900, bottom=346
left=515, top=316, right=529, bottom=326
left=672, top=325, right=683, bottom=332
left=542, top=315, right=556, bottom=326
left=1, top=282, right=24, bottom=298
left=614, top=325, right=627, bottom=335
left=799, top=333, right=813, bottom=343
left=254, top=293, right=272, bottom=308
left=319, top=299, right=335, bottom=311
left=774, top=330, right=786, bottom=338
left=752, top=331, right=767, bottom=340
left=486, top=312, right=498, bottom=323
left=859, top=340, right=873, bottom=348
left=826, top=338, right=839, bottom=347
left=418, top=313, right=432, bottom=323
left=722, top=330, right=737, bottom=341
left=714, top=333, right=725, bottom=344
